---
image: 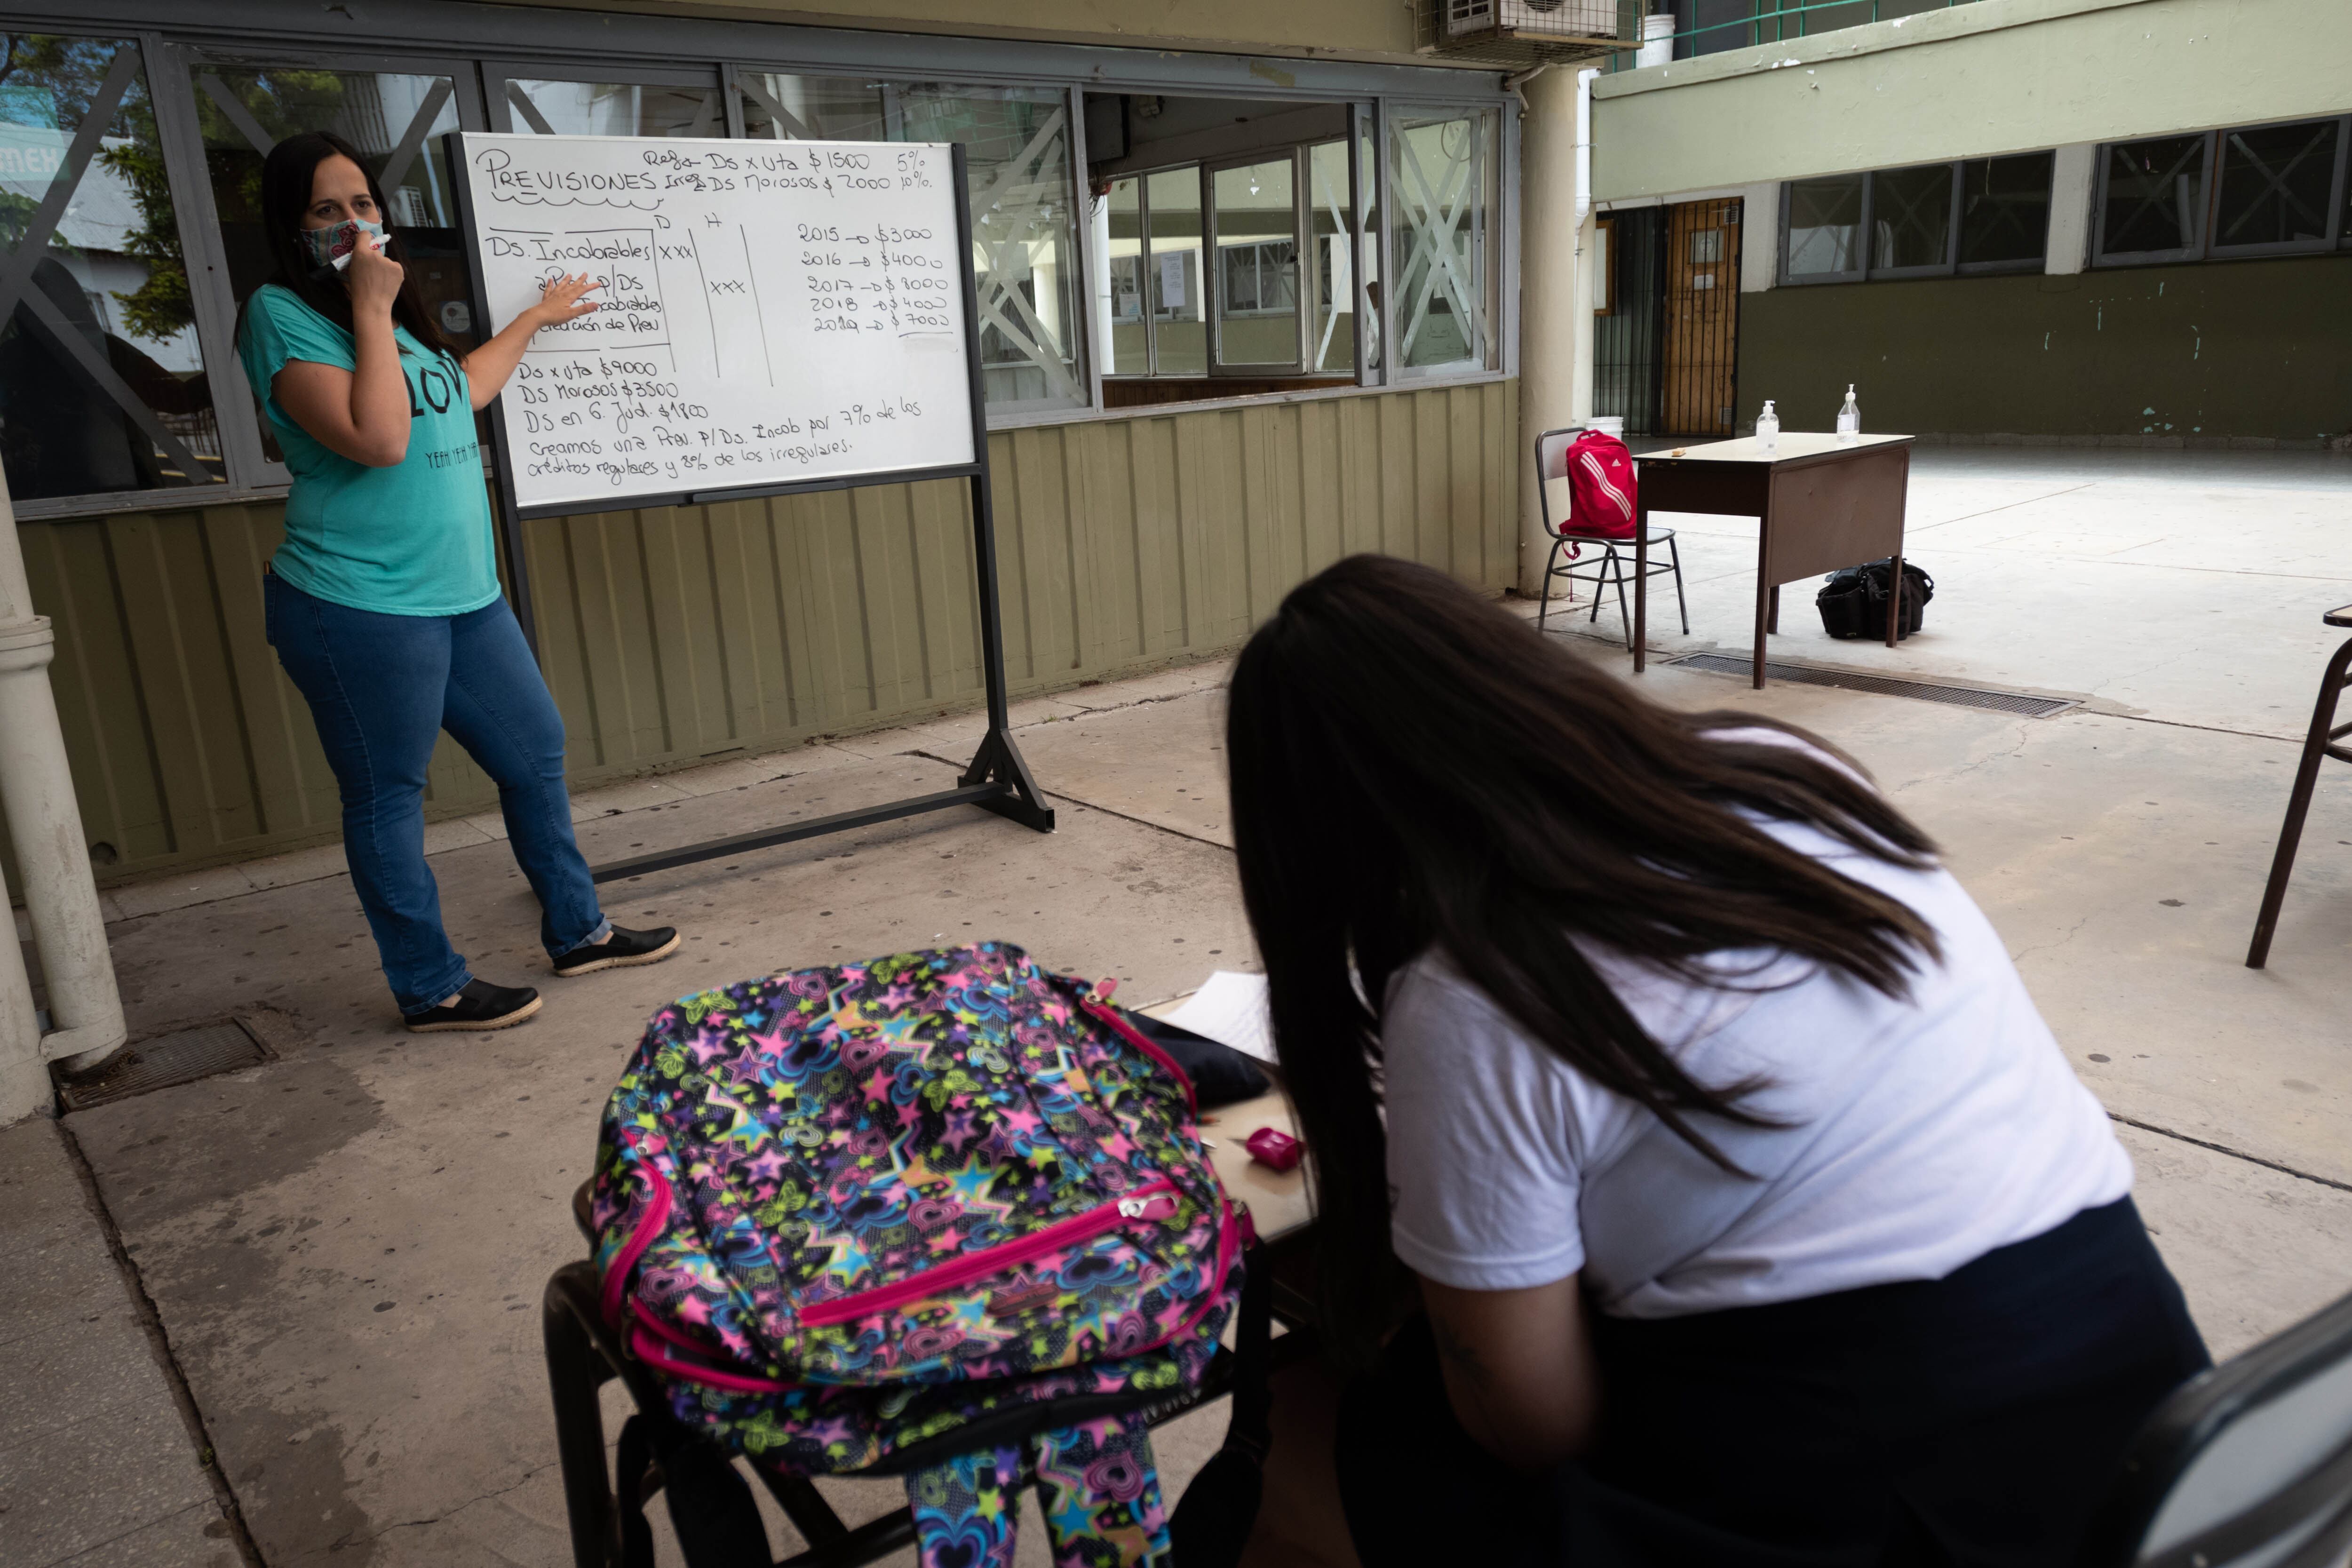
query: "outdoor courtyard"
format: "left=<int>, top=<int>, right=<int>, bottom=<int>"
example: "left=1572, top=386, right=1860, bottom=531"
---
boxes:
left=8, top=445, right=2352, bottom=1567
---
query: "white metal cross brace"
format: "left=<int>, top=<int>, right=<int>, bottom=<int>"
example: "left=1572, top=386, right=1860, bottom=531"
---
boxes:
left=1311, top=153, right=1350, bottom=371
left=1393, top=122, right=1484, bottom=365
left=961, top=108, right=1081, bottom=401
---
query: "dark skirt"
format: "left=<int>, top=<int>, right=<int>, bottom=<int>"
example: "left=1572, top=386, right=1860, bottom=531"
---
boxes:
left=1334, top=1197, right=2210, bottom=1567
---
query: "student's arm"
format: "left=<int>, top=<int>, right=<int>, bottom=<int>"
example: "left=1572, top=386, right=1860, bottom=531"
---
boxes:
left=273, top=239, right=412, bottom=467
left=1419, top=1271, right=1601, bottom=1471
left=461, top=272, right=601, bottom=408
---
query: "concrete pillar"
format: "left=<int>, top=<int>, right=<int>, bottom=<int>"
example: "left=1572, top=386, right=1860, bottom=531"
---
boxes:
left=1517, top=65, right=1586, bottom=598
left=0, top=469, right=125, bottom=1118
left=2045, top=143, right=2097, bottom=276
left=0, top=859, right=40, bottom=1124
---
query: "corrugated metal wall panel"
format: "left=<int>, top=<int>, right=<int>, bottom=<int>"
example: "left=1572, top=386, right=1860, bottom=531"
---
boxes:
left=7, top=382, right=1517, bottom=887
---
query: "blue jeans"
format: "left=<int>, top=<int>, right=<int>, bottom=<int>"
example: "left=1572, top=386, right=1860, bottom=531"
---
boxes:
left=264, top=572, right=609, bottom=1014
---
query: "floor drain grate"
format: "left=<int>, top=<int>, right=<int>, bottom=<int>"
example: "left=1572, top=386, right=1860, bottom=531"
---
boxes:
left=1666, top=653, right=2081, bottom=718
left=55, top=1019, right=272, bottom=1113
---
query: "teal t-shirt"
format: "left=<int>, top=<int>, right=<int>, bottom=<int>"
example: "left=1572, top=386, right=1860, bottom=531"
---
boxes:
left=238, top=283, right=501, bottom=617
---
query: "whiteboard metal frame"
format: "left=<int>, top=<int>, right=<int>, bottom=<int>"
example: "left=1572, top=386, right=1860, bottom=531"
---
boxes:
left=445, top=134, right=1056, bottom=871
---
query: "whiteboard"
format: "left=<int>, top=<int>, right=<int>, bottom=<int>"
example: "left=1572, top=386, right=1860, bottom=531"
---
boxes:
left=451, top=131, right=977, bottom=516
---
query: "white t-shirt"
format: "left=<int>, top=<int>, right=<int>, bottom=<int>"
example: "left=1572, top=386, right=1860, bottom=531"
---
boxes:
left=1383, top=740, right=2130, bottom=1320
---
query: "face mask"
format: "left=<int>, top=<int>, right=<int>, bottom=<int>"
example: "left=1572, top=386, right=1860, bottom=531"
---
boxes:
left=301, top=216, right=385, bottom=271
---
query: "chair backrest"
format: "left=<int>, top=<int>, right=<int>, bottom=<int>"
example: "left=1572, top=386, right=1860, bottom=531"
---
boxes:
left=2078, top=1288, right=2352, bottom=1568
left=1534, top=425, right=1585, bottom=537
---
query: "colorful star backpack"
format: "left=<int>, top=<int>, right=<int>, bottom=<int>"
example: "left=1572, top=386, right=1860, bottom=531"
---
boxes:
left=590, top=942, right=1251, bottom=1567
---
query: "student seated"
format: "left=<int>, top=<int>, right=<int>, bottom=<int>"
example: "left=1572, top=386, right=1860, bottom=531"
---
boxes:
left=1223, top=555, right=2207, bottom=1568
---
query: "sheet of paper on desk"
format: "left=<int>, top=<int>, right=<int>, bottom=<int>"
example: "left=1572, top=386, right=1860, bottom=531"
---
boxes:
left=1164, top=971, right=1275, bottom=1064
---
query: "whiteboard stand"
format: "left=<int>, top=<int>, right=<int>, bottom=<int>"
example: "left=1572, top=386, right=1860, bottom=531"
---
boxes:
left=447, top=137, right=1055, bottom=882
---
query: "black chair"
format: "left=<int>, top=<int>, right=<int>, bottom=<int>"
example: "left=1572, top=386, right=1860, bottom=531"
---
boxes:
left=2077, top=1288, right=2352, bottom=1567
left=2246, top=605, right=2352, bottom=969
left=1533, top=424, right=1688, bottom=649
left=546, top=1182, right=1314, bottom=1567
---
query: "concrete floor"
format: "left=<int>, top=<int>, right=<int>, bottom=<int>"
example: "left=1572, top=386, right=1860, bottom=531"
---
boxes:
left=6, top=446, right=2352, bottom=1567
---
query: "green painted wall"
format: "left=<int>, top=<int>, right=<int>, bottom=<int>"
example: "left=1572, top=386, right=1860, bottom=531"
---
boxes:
left=4, top=382, right=1516, bottom=888
left=1736, top=255, right=2352, bottom=442
left=1593, top=0, right=2352, bottom=199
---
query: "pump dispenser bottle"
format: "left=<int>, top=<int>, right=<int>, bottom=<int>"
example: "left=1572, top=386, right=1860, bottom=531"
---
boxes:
left=1756, top=399, right=1780, bottom=454
left=1836, top=385, right=1861, bottom=444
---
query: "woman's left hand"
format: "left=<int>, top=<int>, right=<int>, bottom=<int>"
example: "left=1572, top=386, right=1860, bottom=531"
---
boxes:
left=527, top=272, right=603, bottom=328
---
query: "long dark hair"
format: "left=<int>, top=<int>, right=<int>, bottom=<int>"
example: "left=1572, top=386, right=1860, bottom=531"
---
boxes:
left=247, top=131, right=457, bottom=361
left=1224, top=555, right=1943, bottom=1356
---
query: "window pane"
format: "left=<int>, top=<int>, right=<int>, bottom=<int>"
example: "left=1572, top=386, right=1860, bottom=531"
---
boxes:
left=1214, top=159, right=1296, bottom=368
left=741, top=76, right=1085, bottom=412
left=1785, top=174, right=1863, bottom=277
left=2103, top=135, right=2208, bottom=255
left=506, top=80, right=719, bottom=139
left=2213, top=120, right=2337, bottom=249
left=1146, top=167, right=1204, bottom=376
left=1308, top=139, right=1354, bottom=375
left=1869, top=164, right=1952, bottom=271
left=191, top=61, right=474, bottom=367
left=0, top=34, right=222, bottom=502
left=1958, top=152, right=2052, bottom=267
left=1357, top=116, right=1380, bottom=374
left=897, top=86, right=1084, bottom=414
left=738, top=73, right=886, bottom=143
left=1103, top=175, right=1145, bottom=375
left=1391, top=107, right=1498, bottom=374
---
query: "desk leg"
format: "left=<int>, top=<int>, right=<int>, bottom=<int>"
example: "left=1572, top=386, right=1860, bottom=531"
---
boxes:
left=1886, top=551, right=1902, bottom=648
left=1634, top=498, right=1649, bottom=674
left=1768, top=584, right=1780, bottom=635
left=1753, top=515, right=1770, bottom=690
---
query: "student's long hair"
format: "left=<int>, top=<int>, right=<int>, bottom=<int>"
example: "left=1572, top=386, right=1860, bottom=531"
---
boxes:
left=1224, top=555, right=1943, bottom=1357
left=246, top=131, right=457, bottom=362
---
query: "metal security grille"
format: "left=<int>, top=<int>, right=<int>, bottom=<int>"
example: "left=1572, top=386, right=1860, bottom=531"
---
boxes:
left=1595, top=199, right=1741, bottom=438
left=1594, top=206, right=1664, bottom=433
left=1667, top=653, right=2081, bottom=717
left=56, top=1019, right=272, bottom=1113
left=1662, top=197, right=1741, bottom=437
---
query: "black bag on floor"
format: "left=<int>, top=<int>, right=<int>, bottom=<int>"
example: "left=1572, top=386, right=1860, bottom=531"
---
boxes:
left=1817, top=557, right=1933, bottom=640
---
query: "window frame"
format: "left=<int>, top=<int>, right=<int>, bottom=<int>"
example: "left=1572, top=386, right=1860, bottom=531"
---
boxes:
left=162, top=40, right=493, bottom=495
left=1862, top=160, right=1962, bottom=281
left=484, top=59, right=726, bottom=138
left=11, top=6, right=1511, bottom=516
left=1954, top=151, right=2056, bottom=277
left=2203, top=113, right=2351, bottom=261
left=1204, top=148, right=1306, bottom=376
left=1384, top=97, right=1503, bottom=382
left=0, top=30, right=242, bottom=519
left=1779, top=171, right=1868, bottom=287
left=2092, top=128, right=2216, bottom=267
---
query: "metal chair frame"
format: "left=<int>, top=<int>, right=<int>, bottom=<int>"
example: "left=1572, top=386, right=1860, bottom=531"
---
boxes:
left=2246, top=605, right=2352, bottom=969
left=2075, top=1288, right=2352, bottom=1567
left=545, top=1183, right=1317, bottom=1568
left=1533, top=425, right=1690, bottom=651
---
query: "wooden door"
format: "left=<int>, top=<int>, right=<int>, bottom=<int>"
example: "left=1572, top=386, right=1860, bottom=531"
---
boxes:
left=1661, top=197, right=1742, bottom=436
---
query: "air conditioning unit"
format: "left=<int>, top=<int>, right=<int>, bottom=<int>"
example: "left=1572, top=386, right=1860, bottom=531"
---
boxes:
left=1445, top=0, right=1617, bottom=36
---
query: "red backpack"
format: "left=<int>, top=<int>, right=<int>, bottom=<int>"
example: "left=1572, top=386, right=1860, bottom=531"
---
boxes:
left=1562, top=429, right=1638, bottom=541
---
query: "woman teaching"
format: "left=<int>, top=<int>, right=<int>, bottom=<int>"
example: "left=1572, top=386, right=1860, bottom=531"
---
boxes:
left=1226, top=556, right=2208, bottom=1566
left=239, top=132, right=678, bottom=1034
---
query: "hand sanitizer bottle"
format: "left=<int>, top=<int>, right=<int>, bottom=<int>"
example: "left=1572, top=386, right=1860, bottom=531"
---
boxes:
left=1756, top=399, right=1780, bottom=454
left=1836, top=385, right=1861, bottom=445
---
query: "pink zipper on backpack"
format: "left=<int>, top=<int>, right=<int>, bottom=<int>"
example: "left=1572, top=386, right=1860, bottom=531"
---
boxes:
left=601, top=1160, right=676, bottom=1327
left=797, top=1177, right=1180, bottom=1329
left=1079, top=998, right=1197, bottom=1115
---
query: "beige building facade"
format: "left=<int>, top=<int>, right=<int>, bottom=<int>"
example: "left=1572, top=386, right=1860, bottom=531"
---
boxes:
left=0, top=0, right=1535, bottom=889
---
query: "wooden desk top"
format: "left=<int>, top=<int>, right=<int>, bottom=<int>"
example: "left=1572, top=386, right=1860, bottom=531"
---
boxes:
left=1638, top=432, right=1913, bottom=468
left=1202, top=1091, right=1312, bottom=1243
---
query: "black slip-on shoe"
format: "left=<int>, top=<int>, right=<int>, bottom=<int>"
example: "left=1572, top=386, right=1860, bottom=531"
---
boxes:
left=552, top=923, right=682, bottom=978
left=405, top=978, right=541, bottom=1034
